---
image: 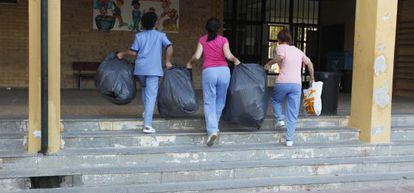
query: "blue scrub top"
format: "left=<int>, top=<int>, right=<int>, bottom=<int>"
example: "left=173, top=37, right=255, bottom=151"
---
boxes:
left=130, top=30, right=172, bottom=76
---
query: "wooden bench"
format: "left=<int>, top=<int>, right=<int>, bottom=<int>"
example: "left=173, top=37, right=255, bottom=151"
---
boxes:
left=72, top=62, right=100, bottom=89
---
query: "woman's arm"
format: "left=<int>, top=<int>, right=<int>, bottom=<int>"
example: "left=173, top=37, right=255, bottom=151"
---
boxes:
left=302, top=55, right=315, bottom=84
left=223, top=42, right=241, bottom=65
left=186, top=43, right=203, bottom=69
left=116, top=50, right=137, bottom=59
left=264, top=54, right=284, bottom=70
left=305, top=61, right=315, bottom=84
left=165, top=45, right=173, bottom=69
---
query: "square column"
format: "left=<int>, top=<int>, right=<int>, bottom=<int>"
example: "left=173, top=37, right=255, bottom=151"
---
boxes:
left=350, top=0, right=398, bottom=143
left=47, top=0, right=61, bottom=153
left=28, top=0, right=42, bottom=153
left=28, top=0, right=61, bottom=153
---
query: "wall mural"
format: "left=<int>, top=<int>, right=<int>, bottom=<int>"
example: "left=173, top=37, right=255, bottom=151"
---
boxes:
left=93, top=0, right=179, bottom=33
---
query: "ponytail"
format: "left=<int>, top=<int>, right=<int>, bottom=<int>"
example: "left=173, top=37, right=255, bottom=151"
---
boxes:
left=205, top=18, right=220, bottom=42
left=207, top=33, right=218, bottom=42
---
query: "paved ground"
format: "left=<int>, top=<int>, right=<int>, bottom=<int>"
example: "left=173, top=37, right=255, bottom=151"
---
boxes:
left=0, top=88, right=413, bottom=119
left=281, top=186, right=414, bottom=193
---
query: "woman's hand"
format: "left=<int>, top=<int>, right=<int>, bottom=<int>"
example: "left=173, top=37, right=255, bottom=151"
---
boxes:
left=234, top=58, right=241, bottom=66
left=186, top=62, right=193, bottom=69
left=116, top=52, right=124, bottom=59
left=166, top=62, right=173, bottom=69
left=116, top=50, right=137, bottom=60
left=264, top=63, right=271, bottom=71
left=309, top=77, right=315, bottom=85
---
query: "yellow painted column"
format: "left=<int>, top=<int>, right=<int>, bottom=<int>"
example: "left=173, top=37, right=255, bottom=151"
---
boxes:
left=28, top=0, right=42, bottom=153
left=47, top=0, right=61, bottom=153
left=349, top=0, right=398, bottom=144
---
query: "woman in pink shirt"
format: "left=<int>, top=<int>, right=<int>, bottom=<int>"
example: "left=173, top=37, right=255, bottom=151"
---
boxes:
left=187, top=18, right=240, bottom=147
left=265, top=29, right=315, bottom=147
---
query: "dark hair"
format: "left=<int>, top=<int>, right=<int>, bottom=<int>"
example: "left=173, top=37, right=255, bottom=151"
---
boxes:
left=205, top=18, right=221, bottom=42
left=131, top=0, right=140, bottom=6
left=277, top=29, right=293, bottom=45
left=141, top=12, right=158, bottom=30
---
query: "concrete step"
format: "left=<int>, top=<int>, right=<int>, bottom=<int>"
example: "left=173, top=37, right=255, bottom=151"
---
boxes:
left=61, top=116, right=350, bottom=132
left=1, top=114, right=413, bottom=134
left=392, top=127, right=414, bottom=142
left=3, top=142, right=414, bottom=170
left=2, top=155, right=414, bottom=188
left=0, top=120, right=27, bottom=133
left=0, top=138, right=25, bottom=152
left=0, top=178, right=28, bottom=192
left=392, top=114, right=414, bottom=127
left=61, top=128, right=359, bottom=149
left=4, top=126, right=414, bottom=151
left=5, top=171, right=414, bottom=193
left=0, top=133, right=26, bottom=151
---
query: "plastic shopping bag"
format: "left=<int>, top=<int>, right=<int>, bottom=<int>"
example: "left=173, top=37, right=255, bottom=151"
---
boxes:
left=303, top=81, right=323, bottom=116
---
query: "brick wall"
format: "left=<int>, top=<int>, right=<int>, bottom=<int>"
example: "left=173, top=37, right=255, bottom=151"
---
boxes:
left=0, top=0, right=223, bottom=88
left=0, top=1, right=28, bottom=87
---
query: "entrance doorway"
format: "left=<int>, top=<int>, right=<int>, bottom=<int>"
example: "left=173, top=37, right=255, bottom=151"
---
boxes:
left=224, top=0, right=320, bottom=65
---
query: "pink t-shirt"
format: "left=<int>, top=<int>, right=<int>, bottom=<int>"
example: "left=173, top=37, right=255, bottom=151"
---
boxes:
left=276, top=44, right=311, bottom=84
left=199, top=35, right=229, bottom=70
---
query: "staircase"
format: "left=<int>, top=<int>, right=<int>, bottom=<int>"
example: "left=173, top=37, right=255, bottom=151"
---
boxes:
left=0, top=115, right=414, bottom=192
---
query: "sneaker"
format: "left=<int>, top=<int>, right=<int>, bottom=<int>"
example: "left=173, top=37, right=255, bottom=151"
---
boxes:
left=286, top=140, right=293, bottom=147
left=143, top=126, right=156, bottom=134
left=206, top=132, right=218, bottom=147
left=275, top=120, right=286, bottom=130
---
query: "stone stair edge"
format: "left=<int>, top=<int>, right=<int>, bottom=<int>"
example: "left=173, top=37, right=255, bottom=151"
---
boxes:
left=50, top=141, right=414, bottom=156
left=0, top=115, right=351, bottom=123
left=5, top=171, right=414, bottom=193
left=4, top=140, right=414, bottom=158
left=1, top=113, right=413, bottom=123
left=61, top=127, right=358, bottom=137
left=2, top=154, right=414, bottom=179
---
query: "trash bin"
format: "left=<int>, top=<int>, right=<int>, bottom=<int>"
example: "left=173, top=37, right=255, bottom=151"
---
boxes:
left=341, top=70, right=352, bottom=93
left=315, top=72, right=342, bottom=115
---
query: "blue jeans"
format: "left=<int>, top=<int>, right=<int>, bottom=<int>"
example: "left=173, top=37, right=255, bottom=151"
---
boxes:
left=272, top=83, right=302, bottom=141
left=202, top=67, right=230, bottom=135
left=137, top=75, right=160, bottom=127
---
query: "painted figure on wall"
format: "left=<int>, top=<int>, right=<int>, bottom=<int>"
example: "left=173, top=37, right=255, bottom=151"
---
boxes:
left=93, top=0, right=179, bottom=32
left=130, top=0, right=142, bottom=31
left=94, top=0, right=116, bottom=31
left=160, top=0, right=178, bottom=31
left=113, top=0, right=128, bottom=27
left=94, top=0, right=113, bottom=11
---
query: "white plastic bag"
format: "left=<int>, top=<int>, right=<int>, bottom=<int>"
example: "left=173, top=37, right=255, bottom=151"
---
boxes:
left=303, top=81, right=323, bottom=116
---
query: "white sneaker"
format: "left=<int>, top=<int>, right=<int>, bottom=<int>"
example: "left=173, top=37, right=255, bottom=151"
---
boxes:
left=286, top=141, right=293, bottom=147
left=275, top=120, right=286, bottom=129
left=143, top=126, right=156, bottom=134
left=206, top=132, right=218, bottom=147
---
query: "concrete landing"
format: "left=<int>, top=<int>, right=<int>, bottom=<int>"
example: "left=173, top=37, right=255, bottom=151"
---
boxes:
left=1, top=89, right=413, bottom=118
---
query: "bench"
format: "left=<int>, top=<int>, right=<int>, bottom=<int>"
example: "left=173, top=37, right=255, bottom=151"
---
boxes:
left=72, top=62, right=100, bottom=89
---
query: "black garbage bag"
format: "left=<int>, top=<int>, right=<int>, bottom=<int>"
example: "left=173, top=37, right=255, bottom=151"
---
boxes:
left=158, top=67, right=198, bottom=117
left=95, top=52, right=136, bottom=105
left=223, top=63, right=268, bottom=128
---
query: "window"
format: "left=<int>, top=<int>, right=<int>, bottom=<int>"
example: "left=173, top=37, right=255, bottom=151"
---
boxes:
left=268, top=25, right=287, bottom=59
left=224, top=0, right=320, bottom=64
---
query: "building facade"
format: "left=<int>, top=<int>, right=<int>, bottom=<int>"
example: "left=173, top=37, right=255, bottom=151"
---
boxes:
left=0, top=0, right=411, bottom=152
